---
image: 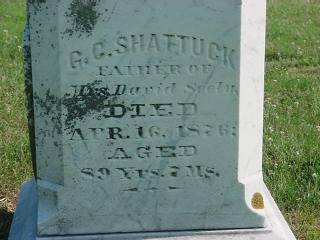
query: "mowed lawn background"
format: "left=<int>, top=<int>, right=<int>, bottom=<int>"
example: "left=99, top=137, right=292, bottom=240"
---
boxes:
left=0, top=0, right=319, bottom=239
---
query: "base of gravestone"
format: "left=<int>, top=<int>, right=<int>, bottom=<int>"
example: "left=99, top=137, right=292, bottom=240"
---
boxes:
left=9, top=179, right=296, bottom=240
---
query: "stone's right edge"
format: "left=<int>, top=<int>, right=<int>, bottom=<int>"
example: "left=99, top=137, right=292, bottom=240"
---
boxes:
left=10, top=179, right=296, bottom=240
left=237, top=0, right=296, bottom=239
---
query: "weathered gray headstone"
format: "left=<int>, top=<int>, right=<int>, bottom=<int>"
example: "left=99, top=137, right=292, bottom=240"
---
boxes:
left=10, top=0, right=296, bottom=239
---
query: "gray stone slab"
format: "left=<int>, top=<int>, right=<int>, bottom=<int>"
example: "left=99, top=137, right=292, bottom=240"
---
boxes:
left=11, top=0, right=296, bottom=239
left=25, top=0, right=269, bottom=236
left=9, top=179, right=296, bottom=240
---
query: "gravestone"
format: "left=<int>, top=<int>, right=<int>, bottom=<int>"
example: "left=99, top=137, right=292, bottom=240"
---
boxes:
left=10, top=0, right=296, bottom=239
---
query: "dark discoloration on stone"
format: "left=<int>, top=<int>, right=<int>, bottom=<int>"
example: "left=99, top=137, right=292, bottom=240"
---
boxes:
left=34, top=90, right=63, bottom=137
left=65, top=0, right=101, bottom=36
left=62, top=80, right=120, bottom=130
left=34, top=80, right=120, bottom=134
left=24, top=1, right=37, bottom=177
left=28, top=0, right=46, bottom=7
left=29, top=0, right=46, bottom=4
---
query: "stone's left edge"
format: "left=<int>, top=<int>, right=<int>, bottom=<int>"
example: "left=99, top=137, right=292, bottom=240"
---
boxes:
left=24, top=0, right=37, bottom=177
left=27, top=0, right=65, bottom=235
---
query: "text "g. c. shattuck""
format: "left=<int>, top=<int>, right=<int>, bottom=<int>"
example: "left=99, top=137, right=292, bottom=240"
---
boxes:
left=70, top=33, right=237, bottom=70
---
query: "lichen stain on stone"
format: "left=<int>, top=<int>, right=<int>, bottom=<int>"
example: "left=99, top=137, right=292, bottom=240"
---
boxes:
left=29, top=0, right=47, bottom=6
left=251, top=192, right=265, bottom=210
left=62, top=80, right=119, bottom=131
left=34, top=80, right=119, bottom=134
left=28, top=0, right=47, bottom=12
left=65, top=0, right=101, bottom=37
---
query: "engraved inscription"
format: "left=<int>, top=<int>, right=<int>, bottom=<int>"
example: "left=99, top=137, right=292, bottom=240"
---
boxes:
left=81, top=165, right=219, bottom=180
left=93, top=34, right=236, bottom=68
left=67, top=81, right=238, bottom=99
left=65, top=32, right=239, bottom=194
left=96, top=63, right=222, bottom=77
left=80, top=164, right=220, bottom=192
left=105, top=145, right=198, bottom=160
left=69, top=33, right=237, bottom=71
left=68, top=124, right=237, bottom=141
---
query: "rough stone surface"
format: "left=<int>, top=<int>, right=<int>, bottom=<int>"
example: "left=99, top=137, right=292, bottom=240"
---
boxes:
left=9, top=179, right=296, bottom=240
left=11, top=0, right=295, bottom=239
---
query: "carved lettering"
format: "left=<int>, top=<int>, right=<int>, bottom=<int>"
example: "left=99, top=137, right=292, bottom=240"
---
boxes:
left=70, top=33, right=237, bottom=71
left=184, top=82, right=238, bottom=95
left=68, top=123, right=236, bottom=141
left=93, top=42, right=105, bottom=60
left=81, top=164, right=220, bottom=182
left=67, top=31, right=238, bottom=196
left=107, top=145, right=198, bottom=160
left=112, top=34, right=237, bottom=69
left=70, top=128, right=87, bottom=140
left=70, top=51, right=85, bottom=69
left=108, top=148, right=132, bottom=160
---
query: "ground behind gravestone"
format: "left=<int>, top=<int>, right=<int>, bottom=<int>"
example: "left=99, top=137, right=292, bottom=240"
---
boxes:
left=0, top=0, right=319, bottom=239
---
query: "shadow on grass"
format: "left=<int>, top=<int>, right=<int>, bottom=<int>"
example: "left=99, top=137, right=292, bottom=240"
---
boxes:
left=0, top=208, right=13, bottom=240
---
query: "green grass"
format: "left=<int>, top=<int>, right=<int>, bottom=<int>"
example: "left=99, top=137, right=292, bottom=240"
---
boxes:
left=0, top=1, right=32, bottom=239
left=0, top=0, right=319, bottom=239
left=264, top=0, right=320, bottom=239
